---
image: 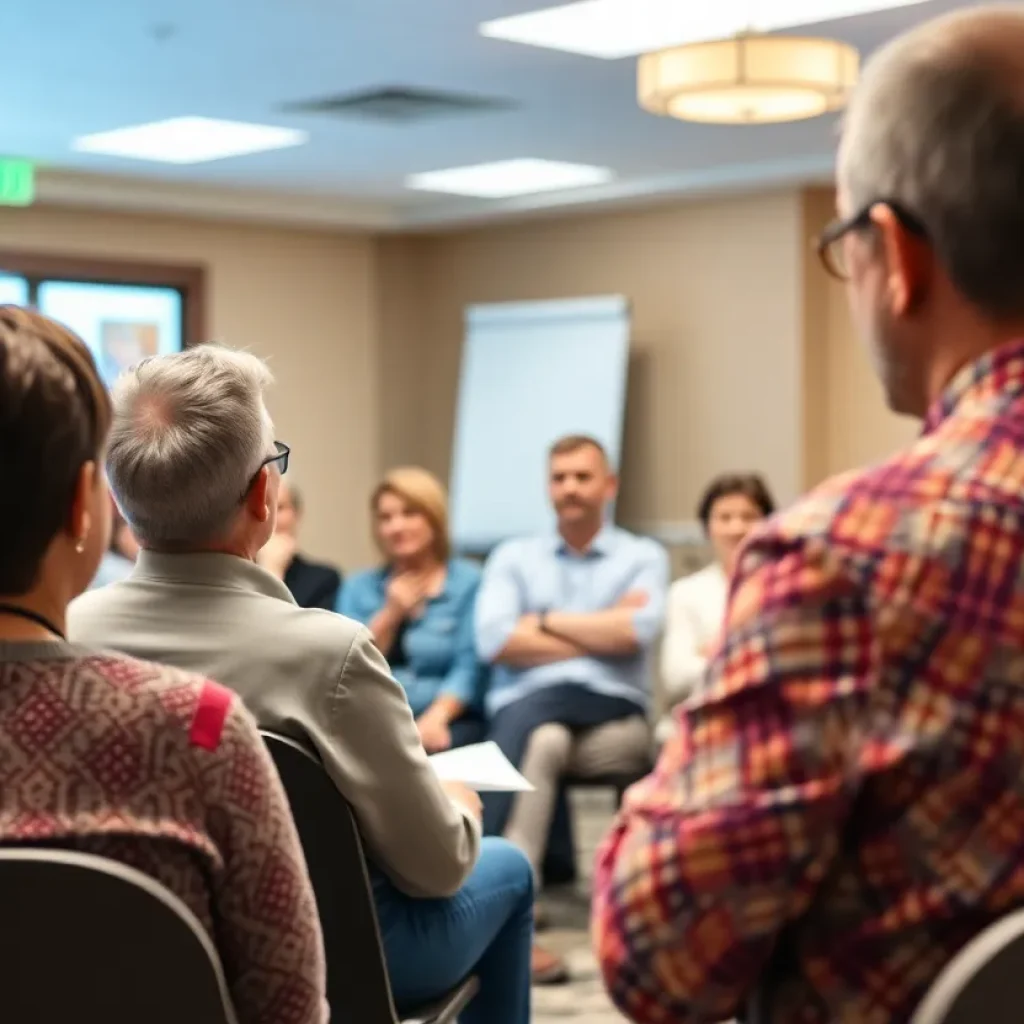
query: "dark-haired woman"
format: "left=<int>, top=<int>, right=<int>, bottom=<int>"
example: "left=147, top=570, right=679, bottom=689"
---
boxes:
left=659, top=474, right=776, bottom=731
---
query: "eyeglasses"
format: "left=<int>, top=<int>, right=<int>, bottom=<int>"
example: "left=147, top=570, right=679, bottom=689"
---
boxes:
left=241, top=440, right=290, bottom=501
left=261, top=440, right=290, bottom=477
left=816, top=199, right=929, bottom=281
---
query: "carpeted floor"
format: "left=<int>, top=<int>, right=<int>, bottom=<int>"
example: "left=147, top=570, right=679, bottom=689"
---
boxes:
left=531, top=788, right=627, bottom=1023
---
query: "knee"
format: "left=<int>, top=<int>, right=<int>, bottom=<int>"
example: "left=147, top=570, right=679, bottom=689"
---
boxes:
left=478, top=836, right=535, bottom=901
left=523, top=722, right=572, bottom=772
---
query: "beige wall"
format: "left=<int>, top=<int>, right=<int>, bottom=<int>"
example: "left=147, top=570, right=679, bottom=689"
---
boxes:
left=379, top=192, right=805, bottom=528
left=0, top=204, right=380, bottom=568
left=800, top=189, right=917, bottom=484
left=374, top=235, right=435, bottom=478
left=1, top=189, right=921, bottom=568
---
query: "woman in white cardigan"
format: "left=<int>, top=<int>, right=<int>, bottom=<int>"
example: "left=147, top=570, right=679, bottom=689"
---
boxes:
left=659, top=474, right=776, bottom=732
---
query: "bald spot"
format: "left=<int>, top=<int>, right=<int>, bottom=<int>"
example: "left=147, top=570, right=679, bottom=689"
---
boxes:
left=132, top=393, right=175, bottom=432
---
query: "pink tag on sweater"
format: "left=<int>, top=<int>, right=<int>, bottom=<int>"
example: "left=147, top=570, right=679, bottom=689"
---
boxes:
left=190, top=681, right=233, bottom=751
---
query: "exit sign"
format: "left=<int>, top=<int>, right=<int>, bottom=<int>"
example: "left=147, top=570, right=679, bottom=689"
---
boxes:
left=0, top=159, right=34, bottom=207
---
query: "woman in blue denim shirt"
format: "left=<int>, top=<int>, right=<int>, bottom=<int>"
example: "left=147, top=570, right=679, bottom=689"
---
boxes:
left=338, top=467, right=486, bottom=752
left=339, top=467, right=533, bottom=1021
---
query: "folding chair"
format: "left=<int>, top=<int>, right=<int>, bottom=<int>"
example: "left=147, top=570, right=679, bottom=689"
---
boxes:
left=563, top=764, right=653, bottom=808
left=0, top=847, right=237, bottom=1024
left=263, top=731, right=479, bottom=1024
left=911, top=906, right=1024, bottom=1024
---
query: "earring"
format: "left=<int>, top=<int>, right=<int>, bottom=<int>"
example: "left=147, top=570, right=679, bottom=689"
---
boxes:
left=74, top=537, right=86, bottom=554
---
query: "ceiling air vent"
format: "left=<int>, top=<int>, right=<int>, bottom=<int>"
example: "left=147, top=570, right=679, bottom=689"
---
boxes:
left=282, top=86, right=515, bottom=124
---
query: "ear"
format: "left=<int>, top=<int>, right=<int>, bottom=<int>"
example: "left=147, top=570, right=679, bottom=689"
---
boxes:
left=245, top=466, right=273, bottom=523
left=606, top=471, right=620, bottom=500
left=68, top=461, right=97, bottom=547
left=871, top=204, right=932, bottom=316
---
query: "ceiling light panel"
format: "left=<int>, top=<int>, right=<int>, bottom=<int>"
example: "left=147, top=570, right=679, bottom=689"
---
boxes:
left=406, top=159, right=613, bottom=198
left=480, top=0, right=930, bottom=59
left=72, top=117, right=309, bottom=164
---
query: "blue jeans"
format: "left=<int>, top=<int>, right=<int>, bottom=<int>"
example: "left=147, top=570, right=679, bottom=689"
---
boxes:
left=374, top=836, right=533, bottom=1024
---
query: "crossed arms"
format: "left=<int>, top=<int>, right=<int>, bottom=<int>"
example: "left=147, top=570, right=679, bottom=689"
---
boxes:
left=475, top=542, right=669, bottom=668
left=494, top=598, right=650, bottom=666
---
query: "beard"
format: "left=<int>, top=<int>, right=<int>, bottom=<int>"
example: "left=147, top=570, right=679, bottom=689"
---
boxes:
left=862, top=304, right=921, bottom=418
left=872, top=336, right=917, bottom=416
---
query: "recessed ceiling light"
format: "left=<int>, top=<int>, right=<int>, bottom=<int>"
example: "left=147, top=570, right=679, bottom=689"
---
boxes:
left=72, top=117, right=309, bottom=164
left=406, top=159, right=613, bottom=198
left=480, top=0, right=929, bottom=60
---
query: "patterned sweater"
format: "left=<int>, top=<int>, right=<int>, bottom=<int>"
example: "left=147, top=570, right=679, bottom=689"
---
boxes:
left=0, top=641, right=327, bottom=1024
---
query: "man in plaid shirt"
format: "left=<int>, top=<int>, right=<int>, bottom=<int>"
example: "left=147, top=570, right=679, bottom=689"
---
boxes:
left=593, top=7, right=1024, bottom=1023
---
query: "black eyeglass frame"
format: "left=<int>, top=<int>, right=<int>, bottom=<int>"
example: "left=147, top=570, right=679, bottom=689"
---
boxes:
left=241, top=440, right=290, bottom=501
left=816, top=199, right=930, bottom=281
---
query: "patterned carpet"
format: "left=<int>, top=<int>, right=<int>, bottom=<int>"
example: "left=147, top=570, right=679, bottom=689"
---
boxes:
left=531, top=789, right=627, bottom=1023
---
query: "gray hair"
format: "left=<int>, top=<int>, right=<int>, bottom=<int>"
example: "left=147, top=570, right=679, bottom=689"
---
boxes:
left=838, top=5, right=1024, bottom=318
left=107, top=344, right=275, bottom=549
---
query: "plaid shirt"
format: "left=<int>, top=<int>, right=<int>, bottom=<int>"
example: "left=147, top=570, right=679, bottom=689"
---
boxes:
left=594, top=339, right=1024, bottom=1024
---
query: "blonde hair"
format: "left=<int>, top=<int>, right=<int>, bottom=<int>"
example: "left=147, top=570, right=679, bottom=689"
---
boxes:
left=371, top=466, right=450, bottom=563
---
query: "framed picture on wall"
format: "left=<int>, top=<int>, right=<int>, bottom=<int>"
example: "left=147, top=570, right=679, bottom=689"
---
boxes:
left=38, top=281, right=184, bottom=389
left=0, top=252, right=204, bottom=388
left=98, top=319, right=162, bottom=383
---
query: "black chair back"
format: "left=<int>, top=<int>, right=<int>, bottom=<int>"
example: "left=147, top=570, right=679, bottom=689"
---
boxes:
left=564, top=764, right=653, bottom=807
left=0, top=848, right=237, bottom=1024
left=262, top=730, right=398, bottom=1024
left=911, top=908, right=1024, bottom=1024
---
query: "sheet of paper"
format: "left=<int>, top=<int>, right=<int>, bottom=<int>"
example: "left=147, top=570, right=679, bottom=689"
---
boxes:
left=429, top=741, right=535, bottom=793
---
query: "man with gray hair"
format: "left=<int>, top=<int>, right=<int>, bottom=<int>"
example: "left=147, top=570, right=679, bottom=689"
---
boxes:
left=69, top=344, right=535, bottom=1024
left=594, top=7, right=1024, bottom=1024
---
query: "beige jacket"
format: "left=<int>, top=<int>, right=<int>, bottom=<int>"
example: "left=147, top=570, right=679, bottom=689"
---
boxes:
left=69, top=550, right=480, bottom=898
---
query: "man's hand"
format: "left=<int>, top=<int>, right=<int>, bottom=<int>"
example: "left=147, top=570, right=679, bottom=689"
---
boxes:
left=257, top=531, right=297, bottom=580
left=441, top=780, right=483, bottom=822
left=616, top=590, right=649, bottom=610
left=385, top=573, right=430, bottom=618
left=417, top=708, right=453, bottom=753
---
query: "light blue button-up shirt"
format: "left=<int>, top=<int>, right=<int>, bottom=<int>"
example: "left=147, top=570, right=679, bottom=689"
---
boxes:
left=338, top=558, right=484, bottom=717
left=475, top=525, right=669, bottom=715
